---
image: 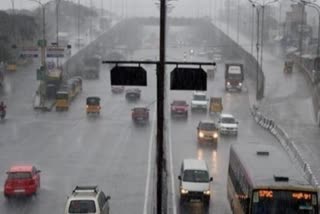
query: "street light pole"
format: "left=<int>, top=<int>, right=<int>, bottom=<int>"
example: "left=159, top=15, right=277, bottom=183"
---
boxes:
left=256, top=6, right=260, bottom=100
left=56, top=0, right=61, bottom=65
left=237, top=0, right=240, bottom=43
left=301, top=1, right=320, bottom=56
left=251, top=4, right=255, bottom=54
left=29, top=0, right=47, bottom=106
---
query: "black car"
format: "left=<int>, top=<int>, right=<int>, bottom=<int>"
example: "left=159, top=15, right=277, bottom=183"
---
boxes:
left=125, top=88, right=141, bottom=101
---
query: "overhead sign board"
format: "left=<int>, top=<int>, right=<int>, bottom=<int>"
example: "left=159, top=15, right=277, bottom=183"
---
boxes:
left=20, top=47, right=39, bottom=58
left=110, top=65, right=147, bottom=86
left=170, top=67, right=207, bottom=90
left=46, top=46, right=65, bottom=58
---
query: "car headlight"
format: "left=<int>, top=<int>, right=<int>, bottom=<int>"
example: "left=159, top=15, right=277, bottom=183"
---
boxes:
left=199, top=132, right=204, bottom=138
left=204, top=190, right=211, bottom=195
left=213, top=133, right=218, bottom=138
left=227, top=82, right=231, bottom=86
left=181, top=189, right=188, bottom=194
left=239, top=82, right=242, bottom=86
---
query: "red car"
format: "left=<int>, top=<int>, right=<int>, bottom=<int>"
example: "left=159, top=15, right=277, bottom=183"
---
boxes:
left=171, top=100, right=189, bottom=117
left=4, top=165, right=41, bottom=198
left=132, top=107, right=149, bottom=124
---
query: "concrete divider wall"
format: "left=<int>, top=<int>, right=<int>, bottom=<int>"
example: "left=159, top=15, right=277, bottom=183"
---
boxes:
left=62, top=19, right=143, bottom=81
left=202, top=21, right=265, bottom=99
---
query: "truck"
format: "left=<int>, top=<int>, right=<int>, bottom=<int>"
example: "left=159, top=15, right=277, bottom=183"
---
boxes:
left=46, top=67, right=63, bottom=99
left=225, top=63, right=244, bottom=91
left=82, top=55, right=101, bottom=79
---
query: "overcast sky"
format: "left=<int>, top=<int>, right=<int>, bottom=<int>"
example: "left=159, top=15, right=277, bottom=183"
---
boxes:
left=0, top=0, right=228, bottom=17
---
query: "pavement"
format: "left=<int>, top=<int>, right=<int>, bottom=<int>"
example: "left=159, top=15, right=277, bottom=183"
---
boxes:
left=215, top=21, right=320, bottom=181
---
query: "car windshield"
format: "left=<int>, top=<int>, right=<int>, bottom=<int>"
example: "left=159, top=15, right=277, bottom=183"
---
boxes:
left=183, top=170, right=210, bottom=183
left=8, top=172, right=32, bottom=179
left=69, top=200, right=96, bottom=213
left=228, top=73, right=242, bottom=80
left=173, top=101, right=187, bottom=106
left=87, top=98, right=100, bottom=105
left=194, top=95, right=206, bottom=101
left=200, top=122, right=216, bottom=130
left=221, top=117, right=236, bottom=124
left=133, top=108, right=147, bottom=113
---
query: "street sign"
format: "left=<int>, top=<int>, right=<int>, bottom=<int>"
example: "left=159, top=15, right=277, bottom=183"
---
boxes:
left=170, top=67, right=207, bottom=90
left=46, top=46, right=65, bottom=58
left=110, top=65, right=147, bottom=86
left=20, top=47, right=39, bottom=58
left=37, top=39, right=47, bottom=47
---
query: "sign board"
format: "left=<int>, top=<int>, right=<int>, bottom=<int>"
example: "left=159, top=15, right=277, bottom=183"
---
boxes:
left=46, top=46, right=65, bottom=58
left=37, top=39, right=47, bottom=47
left=170, top=67, right=207, bottom=90
left=20, top=47, right=39, bottom=58
left=110, top=66, right=147, bottom=86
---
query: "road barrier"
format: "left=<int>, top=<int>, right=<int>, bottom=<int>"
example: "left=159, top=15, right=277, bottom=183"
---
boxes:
left=251, top=105, right=319, bottom=187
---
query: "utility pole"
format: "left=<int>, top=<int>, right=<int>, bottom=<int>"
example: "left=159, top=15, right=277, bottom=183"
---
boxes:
left=251, top=4, right=255, bottom=55
left=30, top=0, right=47, bottom=106
left=260, top=5, right=265, bottom=73
left=157, top=0, right=166, bottom=213
left=237, top=0, right=240, bottom=43
left=56, top=0, right=61, bottom=66
left=301, top=1, right=320, bottom=56
left=299, top=1, right=306, bottom=62
left=256, top=7, right=260, bottom=100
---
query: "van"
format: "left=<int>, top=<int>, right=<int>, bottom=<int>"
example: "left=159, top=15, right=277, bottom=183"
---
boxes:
left=178, top=159, right=213, bottom=207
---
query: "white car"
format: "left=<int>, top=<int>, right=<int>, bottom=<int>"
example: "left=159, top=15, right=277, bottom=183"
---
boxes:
left=65, top=186, right=111, bottom=214
left=191, top=91, right=208, bottom=112
left=218, top=114, right=239, bottom=135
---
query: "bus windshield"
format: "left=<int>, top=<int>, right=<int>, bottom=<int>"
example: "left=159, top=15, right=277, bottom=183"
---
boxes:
left=252, top=190, right=318, bottom=214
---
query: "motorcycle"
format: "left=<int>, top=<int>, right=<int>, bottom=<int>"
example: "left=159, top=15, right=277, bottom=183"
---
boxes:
left=0, top=110, right=6, bottom=120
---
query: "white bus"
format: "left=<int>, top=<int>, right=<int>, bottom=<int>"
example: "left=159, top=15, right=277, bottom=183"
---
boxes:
left=227, top=143, right=319, bottom=214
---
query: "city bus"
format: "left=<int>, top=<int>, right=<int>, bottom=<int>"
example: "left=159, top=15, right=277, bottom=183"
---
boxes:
left=227, top=143, right=319, bottom=214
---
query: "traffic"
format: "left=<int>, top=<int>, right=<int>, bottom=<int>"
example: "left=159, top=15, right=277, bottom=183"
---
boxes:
left=0, top=1, right=319, bottom=214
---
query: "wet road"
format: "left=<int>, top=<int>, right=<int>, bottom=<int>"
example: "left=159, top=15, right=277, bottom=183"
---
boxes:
left=0, top=25, right=279, bottom=214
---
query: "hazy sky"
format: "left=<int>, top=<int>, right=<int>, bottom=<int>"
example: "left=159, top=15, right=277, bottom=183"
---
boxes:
left=0, top=0, right=227, bottom=17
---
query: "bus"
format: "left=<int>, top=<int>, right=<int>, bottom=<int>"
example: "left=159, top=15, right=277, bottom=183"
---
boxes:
left=227, top=143, right=319, bottom=214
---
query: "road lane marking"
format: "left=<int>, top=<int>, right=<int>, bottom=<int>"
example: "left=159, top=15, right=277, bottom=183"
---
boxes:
left=143, top=107, right=157, bottom=214
left=168, top=117, right=177, bottom=214
left=167, top=84, right=177, bottom=214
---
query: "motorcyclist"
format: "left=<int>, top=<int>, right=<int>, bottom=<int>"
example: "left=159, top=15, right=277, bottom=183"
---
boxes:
left=0, top=101, right=6, bottom=118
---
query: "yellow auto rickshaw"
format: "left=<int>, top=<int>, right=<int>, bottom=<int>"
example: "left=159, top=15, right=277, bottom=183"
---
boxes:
left=284, top=60, right=293, bottom=74
left=209, top=97, right=223, bottom=115
left=6, top=63, right=17, bottom=72
left=55, top=90, right=70, bottom=111
left=86, top=96, right=101, bottom=114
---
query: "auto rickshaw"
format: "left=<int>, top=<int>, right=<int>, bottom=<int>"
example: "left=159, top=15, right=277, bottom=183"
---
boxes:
left=56, top=90, right=70, bottom=111
left=284, top=60, right=293, bottom=74
left=86, top=96, right=101, bottom=114
left=6, top=63, right=17, bottom=72
left=209, top=97, right=223, bottom=115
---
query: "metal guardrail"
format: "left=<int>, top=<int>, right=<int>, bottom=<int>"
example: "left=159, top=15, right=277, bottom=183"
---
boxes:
left=251, top=105, right=319, bottom=187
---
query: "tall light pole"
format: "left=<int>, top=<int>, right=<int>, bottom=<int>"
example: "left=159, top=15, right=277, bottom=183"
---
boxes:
left=298, top=0, right=319, bottom=56
left=29, top=0, right=48, bottom=106
left=307, top=4, right=320, bottom=56
left=56, top=0, right=61, bottom=65
left=249, top=0, right=278, bottom=100
left=237, top=0, right=240, bottom=42
left=251, top=4, right=255, bottom=54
